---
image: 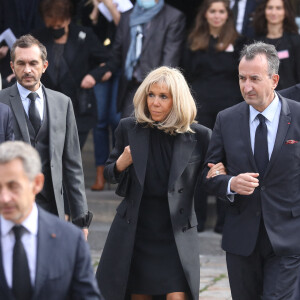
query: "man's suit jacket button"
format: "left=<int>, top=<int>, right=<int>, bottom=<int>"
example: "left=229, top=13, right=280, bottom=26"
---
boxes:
left=178, top=188, right=184, bottom=193
left=179, top=208, right=184, bottom=214
left=261, top=186, right=265, bottom=191
left=256, top=211, right=261, bottom=217
left=127, top=219, right=131, bottom=224
left=182, top=227, right=187, bottom=232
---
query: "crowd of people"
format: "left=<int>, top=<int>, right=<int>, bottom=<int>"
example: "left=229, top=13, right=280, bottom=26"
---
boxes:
left=1, top=0, right=300, bottom=299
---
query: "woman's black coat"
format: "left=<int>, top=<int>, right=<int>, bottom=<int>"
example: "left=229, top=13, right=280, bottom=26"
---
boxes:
left=96, top=117, right=211, bottom=300
left=32, top=23, right=108, bottom=132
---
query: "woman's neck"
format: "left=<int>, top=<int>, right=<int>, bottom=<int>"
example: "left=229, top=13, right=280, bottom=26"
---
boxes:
left=209, top=27, right=221, bottom=38
left=266, top=23, right=283, bottom=39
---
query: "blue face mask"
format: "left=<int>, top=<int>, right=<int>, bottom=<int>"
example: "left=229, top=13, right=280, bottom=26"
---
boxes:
left=137, top=0, right=157, bottom=9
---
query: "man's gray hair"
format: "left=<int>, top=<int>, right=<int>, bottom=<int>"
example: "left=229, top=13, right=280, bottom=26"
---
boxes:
left=240, top=41, right=280, bottom=77
left=0, top=141, right=41, bottom=181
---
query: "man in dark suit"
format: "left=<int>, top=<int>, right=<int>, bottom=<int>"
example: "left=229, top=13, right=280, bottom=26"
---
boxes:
left=0, top=141, right=102, bottom=300
left=230, top=0, right=262, bottom=38
left=203, top=42, right=300, bottom=299
left=0, top=102, right=14, bottom=142
left=100, top=0, right=185, bottom=117
left=280, top=83, right=300, bottom=101
left=0, top=35, right=91, bottom=239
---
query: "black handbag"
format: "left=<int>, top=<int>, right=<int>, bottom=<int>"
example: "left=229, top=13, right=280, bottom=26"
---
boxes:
left=76, top=88, right=97, bottom=116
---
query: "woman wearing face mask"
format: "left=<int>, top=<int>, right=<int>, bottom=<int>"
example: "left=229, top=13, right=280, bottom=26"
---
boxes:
left=253, top=0, right=300, bottom=90
left=181, top=0, right=246, bottom=234
left=98, top=0, right=186, bottom=118
left=96, top=66, right=217, bottom=300
left=31, top=0, right=109, bottom=148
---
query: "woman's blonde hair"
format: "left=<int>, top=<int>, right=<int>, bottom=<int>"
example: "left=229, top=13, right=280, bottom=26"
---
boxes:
left=134, top=66, right=197, bottom=134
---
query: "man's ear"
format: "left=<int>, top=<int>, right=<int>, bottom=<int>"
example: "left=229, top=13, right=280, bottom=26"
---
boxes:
left=10, top=61, right=15, bottom=73
left=272, top=74, right=280, bottom=89
left=33, top=173, right=44, bottom=195
left=42, top=60, right=48, bottom=73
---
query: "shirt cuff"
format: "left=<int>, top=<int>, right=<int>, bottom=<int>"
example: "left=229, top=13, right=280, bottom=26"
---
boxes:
left=227, top=177, right=236, bottom=202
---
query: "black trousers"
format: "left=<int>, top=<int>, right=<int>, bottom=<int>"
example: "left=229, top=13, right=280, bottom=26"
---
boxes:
left=226, top=220, right=300, bottom=300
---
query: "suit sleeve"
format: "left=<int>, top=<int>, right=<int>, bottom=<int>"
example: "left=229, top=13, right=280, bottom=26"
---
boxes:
left=104, top=119, right=127, bottom=183
left=70, top=231, right=103, bottom=300
left=5, top=104, right=14, bottom=141
left=161, top=11, right=186, bottom=66
left=85, top=28, right=110, bottom=82
left=202, top=113, right=233, bottom=199
left=62, top=98, right=89, bottom=224
left=101, top=12, right=128, bottom=76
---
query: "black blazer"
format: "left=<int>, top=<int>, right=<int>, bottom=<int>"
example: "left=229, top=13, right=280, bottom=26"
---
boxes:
left=0, top=102, right=14, bottom=142
left=32, top=23, right=109, bottom=131
left=96, top=117, right=211, bottom=300
left=203, top=95, right=300, bottom=257
left=280, top=84, right=300, bottom=102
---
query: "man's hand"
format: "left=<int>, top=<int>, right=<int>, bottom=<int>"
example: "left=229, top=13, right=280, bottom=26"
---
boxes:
left=81, top=74, right=96, bottom=89
left=230, top=173, right=259, bottom=195
left=82, top=228, right=89, bottom=241
left=206, top=162, right=227, bottom=178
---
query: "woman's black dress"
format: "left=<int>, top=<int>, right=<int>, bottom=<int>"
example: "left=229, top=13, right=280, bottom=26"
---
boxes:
left=127, top=127, right=189, bottom=295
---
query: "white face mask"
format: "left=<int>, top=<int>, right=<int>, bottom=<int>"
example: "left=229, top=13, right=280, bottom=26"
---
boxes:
left=137, top=0, right=157, bottom=9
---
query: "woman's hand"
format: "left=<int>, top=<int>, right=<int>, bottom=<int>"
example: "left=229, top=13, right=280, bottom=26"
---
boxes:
left=81, top=74, right=96, bottom=88
left=206, top=162, right=227, bottom=178
left=116, top=146, right=133, bottom=172
left=101, top=71, right=112, bottom=82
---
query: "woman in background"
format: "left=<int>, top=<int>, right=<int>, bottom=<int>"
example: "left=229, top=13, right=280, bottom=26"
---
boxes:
left=253, top=0, right=300, bottom=90
left=96, top=66, right=217, bottom=300
left=181, top=0, right=246, bottom=233
left=32, top=0, right=108, bottom=148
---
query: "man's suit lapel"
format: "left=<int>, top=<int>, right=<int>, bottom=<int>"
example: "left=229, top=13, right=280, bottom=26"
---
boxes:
left=168, top=132, right=196, bottom=191
left=239, top=104, right=257, bottom=171
left=128, top=124, right=149, bottom=187
left=9, top=84, right=30, bottom=143
left=42, top=87, right=55, bottom=160
left=32, top=208, right=57, bottom=299
left=264, top=97, right=291, bottom=177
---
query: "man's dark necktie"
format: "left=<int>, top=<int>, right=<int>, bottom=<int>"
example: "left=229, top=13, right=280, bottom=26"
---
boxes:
left=28, top=92, right=41, bottom=134
left=232, top=0, right=240, bottom=25
left=254, top=114, right=269, bottom=178
left=12, top=226, right=32, bottom=300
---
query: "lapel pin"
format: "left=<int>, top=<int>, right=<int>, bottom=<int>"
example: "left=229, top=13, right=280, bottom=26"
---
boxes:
left=51, top=233, right=56, bottom=238
left=288, top=122, right=291, bottom=124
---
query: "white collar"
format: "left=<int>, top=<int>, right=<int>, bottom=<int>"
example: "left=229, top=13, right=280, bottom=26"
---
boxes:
left=249, top=93, right=280, bottom=124
left=1, top=203, right=38, bottom=237
left=17, top=82, right=43, bottom=101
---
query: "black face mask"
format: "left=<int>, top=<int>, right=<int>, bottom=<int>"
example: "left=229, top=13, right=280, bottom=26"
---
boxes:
left=48, top=27, right=65, bottom=40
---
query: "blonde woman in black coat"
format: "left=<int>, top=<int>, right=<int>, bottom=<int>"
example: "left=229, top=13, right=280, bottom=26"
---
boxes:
left=96, top=67, right=220, bottom=300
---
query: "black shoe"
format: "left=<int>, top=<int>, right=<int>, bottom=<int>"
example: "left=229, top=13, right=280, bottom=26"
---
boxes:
left=197, top=224, right=205, bottom=232
left=214, top=226, right=223, bottom=234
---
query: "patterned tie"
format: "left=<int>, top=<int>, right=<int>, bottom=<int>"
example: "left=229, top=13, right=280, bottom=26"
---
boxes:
left=254, top=114, right=269, bottom=178
left=28, top=92, right=41, bottom=134
left=12, top=226, right=32, bottom=300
